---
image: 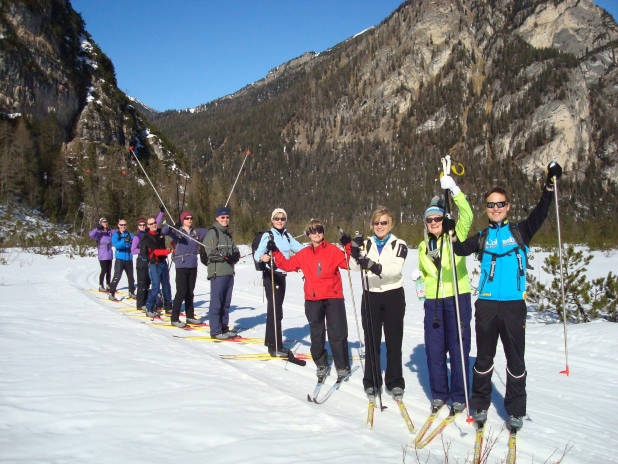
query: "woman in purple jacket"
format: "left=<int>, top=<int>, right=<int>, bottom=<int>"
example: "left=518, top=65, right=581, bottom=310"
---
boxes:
left=162, top=211, right=209, bottom=328
left=89, top=217, right=113, bottom=292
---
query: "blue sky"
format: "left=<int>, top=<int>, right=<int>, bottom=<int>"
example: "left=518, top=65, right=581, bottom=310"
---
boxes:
left=71, top=0, right=618, bottom=112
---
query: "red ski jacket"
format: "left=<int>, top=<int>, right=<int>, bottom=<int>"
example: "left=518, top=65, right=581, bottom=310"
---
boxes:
left=273, top=241, right=349, bottom=300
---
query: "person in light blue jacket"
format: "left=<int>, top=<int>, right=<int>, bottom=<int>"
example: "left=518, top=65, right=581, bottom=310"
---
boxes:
left=109, top=218, right=135, bottom=301
left=254, top=208, right=305, bottom=356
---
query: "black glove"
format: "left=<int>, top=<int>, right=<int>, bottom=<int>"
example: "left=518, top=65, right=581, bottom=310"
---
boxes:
left=352, top=234, right=364, bottom=247
left=97, top=224, right=103, bottom=231
left=159, top=204, right=165, bottom=213
left=266, top=239, right=278, bottom=252
left=174, top=222, right=181, bottom=229
left=350, top=243, right=361, bottom=259
left=230, top=251, right=240, bottom=264
left=339, top=233, right=351, bottom=246
left=368, top=262, right=382, bottom=277
left=358, top=257, right=382, bottom=276
left=442, top=217, right=456, bottom=234
left=546, top=161, right=563, bottom=186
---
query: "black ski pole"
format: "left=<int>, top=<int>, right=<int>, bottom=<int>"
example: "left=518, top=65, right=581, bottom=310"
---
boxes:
left=360, top=255, right=385, bottom=412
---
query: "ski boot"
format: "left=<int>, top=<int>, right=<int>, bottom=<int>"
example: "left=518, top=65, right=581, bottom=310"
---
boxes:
left=506, top=415, right=523, bottom=433
left=336, top=367, right=352, bottom=382
left=316, top=365, right=330, bottom=383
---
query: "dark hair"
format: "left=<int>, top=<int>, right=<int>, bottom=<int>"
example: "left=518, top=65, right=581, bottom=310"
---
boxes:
left=484, top=186, right=510, bottom=202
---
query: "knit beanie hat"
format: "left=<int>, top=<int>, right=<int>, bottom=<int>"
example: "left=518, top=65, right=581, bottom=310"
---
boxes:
left=99, top=217, right=108, bottom=224
left=271, top=208, right=287, bottom=220
left=180, top=211, right=193, bottom=222
left=424, top=196, right=445, bottom=219
left=215, top=206, right=230, bottom=217
left=136, top=217, right=146, bottom=225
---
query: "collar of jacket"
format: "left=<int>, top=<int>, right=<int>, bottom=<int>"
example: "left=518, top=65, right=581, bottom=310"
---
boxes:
left=489, top=219, right=509, bottom=229
left=212, top=222, right=229, bottom=233
left=310, top=240, right=327, bottom=252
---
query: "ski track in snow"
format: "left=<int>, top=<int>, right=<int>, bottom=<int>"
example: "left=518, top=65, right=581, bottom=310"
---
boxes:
left=0, top=248, right=617, bottom=463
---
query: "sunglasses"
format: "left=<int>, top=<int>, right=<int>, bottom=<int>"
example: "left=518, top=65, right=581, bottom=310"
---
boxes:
left=218, top=215, right=230, bottom=219
left=306, top=226, right=325, bottom=236
left=273, top=217, right=287, bottom=222
left=373, top=221, right=388, bottom=226
left=118, top=224, right=127, bottom=227
left=486, top=201, right=508, bottom=209
left=138, top=223, right=146, bottom=227
left=147, top=222, right=156, bottom=226
left=425, top=216, right=444, bottom=224
left=184, top=217, right=193, bottom=220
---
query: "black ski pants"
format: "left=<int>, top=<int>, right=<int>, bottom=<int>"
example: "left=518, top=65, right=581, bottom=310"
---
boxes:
left=361, top=287, right=406, bottom=392
left=305, top=298, right=350, bottom=371
left=98, top=259, right=112, bottom=287
left=135, top=258, right=150, bottom=308
left=172, top=267, right=198, bottom=321
left=470, top=299, right=527, bottom=417
left=263, top=271, right=286, bottom=350
left=109, top=259, right=135, bottom=294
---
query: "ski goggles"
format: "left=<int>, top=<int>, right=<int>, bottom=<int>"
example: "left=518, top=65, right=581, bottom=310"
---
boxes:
left=305, top=225, right=324, bottom=236
left=486, top=201, right=508, bottom=209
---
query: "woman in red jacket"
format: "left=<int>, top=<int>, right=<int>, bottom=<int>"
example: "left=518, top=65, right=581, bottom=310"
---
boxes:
left=269, top=219, right=351, bottom=382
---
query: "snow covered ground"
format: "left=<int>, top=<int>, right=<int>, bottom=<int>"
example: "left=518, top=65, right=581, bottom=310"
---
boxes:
left=1, top=246, right=617, bottom=463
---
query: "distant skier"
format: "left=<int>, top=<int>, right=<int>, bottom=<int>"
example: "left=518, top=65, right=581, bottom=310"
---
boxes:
left=139, top=215, right=173, bottom=317
left=453, top=162, right=563, bottom=432
left=254, top=208, right=305, bottom=357
left=269, top=219, right=351, bottom=382
left=131, top=209, right=164, bottom=310
left=162, top=211, right=209, bottom=328
left=348, top=206, right=408, bottom=401
left=201, top=206, right=240, bottom=339
left=89, top=217, right=113, bottom=292
left=108, top=218, right=135, bottom=301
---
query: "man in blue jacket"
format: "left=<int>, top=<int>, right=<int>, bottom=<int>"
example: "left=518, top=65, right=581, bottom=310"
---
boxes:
left=109, top=218, right=135, bottom=301
left=453, top=161, right=562, bottom=432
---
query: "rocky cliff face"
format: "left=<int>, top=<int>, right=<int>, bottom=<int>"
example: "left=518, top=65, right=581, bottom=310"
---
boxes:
left=0, top=0, right=179, bottom=223
left=153, top=0, right=617, bottom=213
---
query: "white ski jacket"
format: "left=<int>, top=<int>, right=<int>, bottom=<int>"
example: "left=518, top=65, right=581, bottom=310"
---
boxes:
left=349, top=234, right=408, bottom=293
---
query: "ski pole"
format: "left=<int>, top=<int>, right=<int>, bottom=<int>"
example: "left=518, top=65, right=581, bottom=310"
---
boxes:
left=164, top=222, right=207, bottom=249
left=441, top=155, right=473, bottom=422
left=359, top=247, right=384, bottom=412
left=224, top=149, right=251, bottom=207
left=553, top=177, right=569, bottom=376
left=270, top=251, right=280, bottom=355
left=338, top=227, right=365, bottom=374
left=128, top=146, right=175, bottom=223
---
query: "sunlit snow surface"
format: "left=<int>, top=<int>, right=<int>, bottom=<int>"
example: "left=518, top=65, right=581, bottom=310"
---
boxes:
left=0, top=247, right=616, bottom=463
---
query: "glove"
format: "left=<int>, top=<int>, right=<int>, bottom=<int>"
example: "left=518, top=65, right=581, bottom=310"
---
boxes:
left=97, top=224, right=103, bottom=231
left=266, top=240, right=278, bottom=253
left=440, top=175, right=461, bottom=196
left=442, top=217, right=456, bottom=234
left=411, top=269, right=422, bottom=281
left=350, top=243, right=361, bottom=259
left=358, top=257, right=381, bottom=276
left=339, top=233, right=351, bottom=246
left=230, top=251, right=240, bottom=264
left=546, top=161, right=563, bottom=186
left=159, top=204, right=165, bottom=213
left=352, top=234, right=364, bottom=247
left=174, top=222, right=181, bottom=229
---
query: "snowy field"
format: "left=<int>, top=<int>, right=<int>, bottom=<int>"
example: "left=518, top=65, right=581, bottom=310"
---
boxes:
left=0, top=246, right=617, bottom=463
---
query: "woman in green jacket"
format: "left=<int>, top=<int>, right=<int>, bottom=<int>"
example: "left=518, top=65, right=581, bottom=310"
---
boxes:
left=415, top=174, right=473, bottom=414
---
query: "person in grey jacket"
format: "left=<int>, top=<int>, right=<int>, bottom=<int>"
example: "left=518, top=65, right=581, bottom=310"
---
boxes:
left=200, top=206, right=240, bottom=339
left=162, top=211, right=209, bottom=328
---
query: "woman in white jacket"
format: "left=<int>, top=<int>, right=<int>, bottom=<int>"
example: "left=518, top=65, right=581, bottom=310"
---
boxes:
left=349, top=206, right=408, bottom=399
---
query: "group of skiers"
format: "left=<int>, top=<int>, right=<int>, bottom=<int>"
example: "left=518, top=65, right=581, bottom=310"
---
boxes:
left=89, top=161, right=563, bottom=434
